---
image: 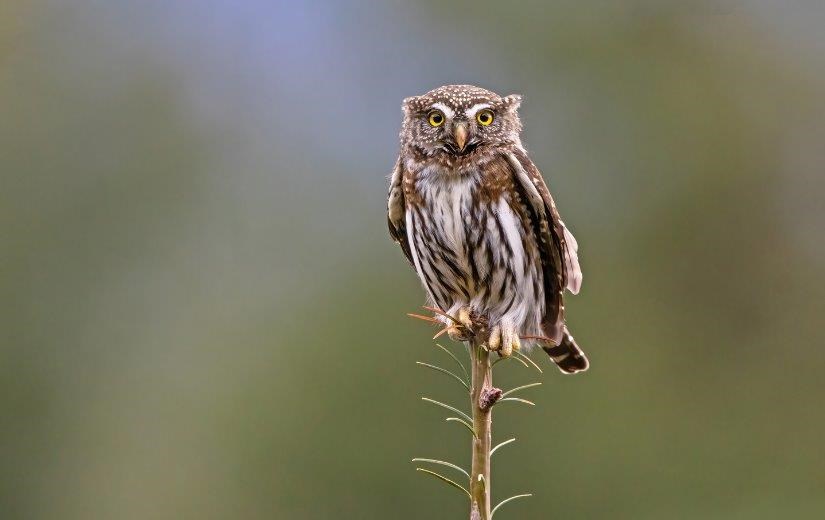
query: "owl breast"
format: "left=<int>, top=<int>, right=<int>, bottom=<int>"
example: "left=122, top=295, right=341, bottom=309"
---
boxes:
left=405, top=165, right=545, bottom=338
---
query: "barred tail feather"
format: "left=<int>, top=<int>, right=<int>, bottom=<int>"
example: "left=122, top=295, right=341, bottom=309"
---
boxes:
left=542, top=327, right=589, bottom=374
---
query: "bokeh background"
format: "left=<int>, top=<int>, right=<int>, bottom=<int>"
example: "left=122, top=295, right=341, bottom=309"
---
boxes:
left=2, top=1, right=825, bottom=518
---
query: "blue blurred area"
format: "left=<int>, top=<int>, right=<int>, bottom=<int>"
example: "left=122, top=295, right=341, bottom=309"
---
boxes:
left=2, top=1, right=825, bottom=518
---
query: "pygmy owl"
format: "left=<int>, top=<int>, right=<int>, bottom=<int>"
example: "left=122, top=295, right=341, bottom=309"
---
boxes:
left=387, top=84, right=588, bottom=373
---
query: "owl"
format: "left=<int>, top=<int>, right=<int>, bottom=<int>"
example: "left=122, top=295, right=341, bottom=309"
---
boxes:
left=387, top=85, right=588, bottom=373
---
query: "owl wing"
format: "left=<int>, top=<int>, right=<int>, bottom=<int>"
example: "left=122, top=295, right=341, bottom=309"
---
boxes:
left=506, top=148, right=582, bottom=343
left=387, top=157, right=414, bottom=266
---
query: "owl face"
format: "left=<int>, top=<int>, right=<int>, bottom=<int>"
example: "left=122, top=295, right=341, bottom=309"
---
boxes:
left=401, top=85, right=522, bottom=158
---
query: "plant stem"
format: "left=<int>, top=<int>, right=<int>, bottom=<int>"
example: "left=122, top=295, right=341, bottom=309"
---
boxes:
left=469, top=337, right=492, bottom=519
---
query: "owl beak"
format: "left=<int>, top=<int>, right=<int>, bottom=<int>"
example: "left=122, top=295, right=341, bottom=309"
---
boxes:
left=453, top=123, right=468, bottom=151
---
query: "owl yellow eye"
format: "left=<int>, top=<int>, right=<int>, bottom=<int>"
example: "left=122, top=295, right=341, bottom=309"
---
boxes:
left=428, top=111, right=445, bottom=127
left=476, top=110, right=494, bottom=126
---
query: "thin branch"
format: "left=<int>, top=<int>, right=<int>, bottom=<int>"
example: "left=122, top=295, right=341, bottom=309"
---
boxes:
left=412, top=458, right=470, bottom=479
left=416, top=361, right=469, bottom=390
left=489, top=438, right=516, bottom=456
left=410, top=310, right=545, bottom=519
left=435, top=343, right=469, bottom=381
left=421, top=397, right=472, bottom=423
left=469, top=336, right=493, bottom=518
left=499, top=397, right=535, bottom=406
left=415, top=468, right=471, bottom=498
left=494, top=354, right=528, bottom=369
left=491, top=494, right=532, bottom=517
left=501, top=382, right=542, bottom=398
left=446, top=417, right=477, bottom=438
left=491, top=355, right=508, bottom=367
left=514, top=351, right=543, bottom=374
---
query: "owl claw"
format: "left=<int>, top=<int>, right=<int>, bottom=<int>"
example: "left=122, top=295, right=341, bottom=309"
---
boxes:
left=446, top=306, right=473, bottom=341
left=457, top=307, right=473, bottom=330
left=488, top=325, right=501, bottom=352
left=487, top=322, right=519, bottom=358
left=500, top=326, right=515, bottom=357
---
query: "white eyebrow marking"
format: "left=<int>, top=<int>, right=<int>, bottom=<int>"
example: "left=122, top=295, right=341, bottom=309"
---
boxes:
left=430, top=102, right=455, bottom=118
left=465, top=103, right=491, bottom=117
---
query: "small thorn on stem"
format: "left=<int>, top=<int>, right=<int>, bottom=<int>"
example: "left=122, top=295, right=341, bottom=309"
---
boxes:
left=479, top=387, right=502, bottom=411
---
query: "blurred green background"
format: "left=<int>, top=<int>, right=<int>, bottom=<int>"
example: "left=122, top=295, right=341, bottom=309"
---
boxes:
left=2, top=1, right=825, bottom=518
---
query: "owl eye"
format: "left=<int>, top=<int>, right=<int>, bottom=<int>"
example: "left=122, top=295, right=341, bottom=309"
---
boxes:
left=428, top=111, right=445, bottom=127
left=476, top=110, right=494, bottom=126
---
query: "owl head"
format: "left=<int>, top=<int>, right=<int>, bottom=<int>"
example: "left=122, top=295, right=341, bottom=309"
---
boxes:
left=400, top=85, right=522, bottom=158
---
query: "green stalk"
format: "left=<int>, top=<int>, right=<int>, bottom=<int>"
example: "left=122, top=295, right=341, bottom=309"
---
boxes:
left=469, top=337, right=493, bottom=519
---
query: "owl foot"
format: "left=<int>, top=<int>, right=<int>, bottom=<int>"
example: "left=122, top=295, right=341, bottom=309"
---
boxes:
left=415, top=305, right=473, bottom=341
left=487, top=322, right=521, bottom=357
left=446, top=307, right=474, bottom=342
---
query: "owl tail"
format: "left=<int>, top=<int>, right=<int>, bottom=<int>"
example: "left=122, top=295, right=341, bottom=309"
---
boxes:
left=542, top=327, right=589, bottom=374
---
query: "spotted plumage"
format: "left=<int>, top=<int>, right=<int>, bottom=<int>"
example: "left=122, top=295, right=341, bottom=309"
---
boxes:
left=388, top=85, right=588, bottom=373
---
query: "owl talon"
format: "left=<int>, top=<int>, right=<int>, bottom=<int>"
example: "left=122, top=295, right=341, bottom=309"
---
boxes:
left=487, top=325, right=501, bottom=352
left=487, top=322, right=518, bottom=357
left=446, top=307, right=473, bottom=341
left=500, top=326, right=515, bottom=357
left=446, top=326, right=469, bottom=342
left=457, top=307, right=473, bottom=331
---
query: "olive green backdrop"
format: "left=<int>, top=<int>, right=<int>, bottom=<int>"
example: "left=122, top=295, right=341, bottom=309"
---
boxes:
left=2, top=1, right=824, bottom=518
